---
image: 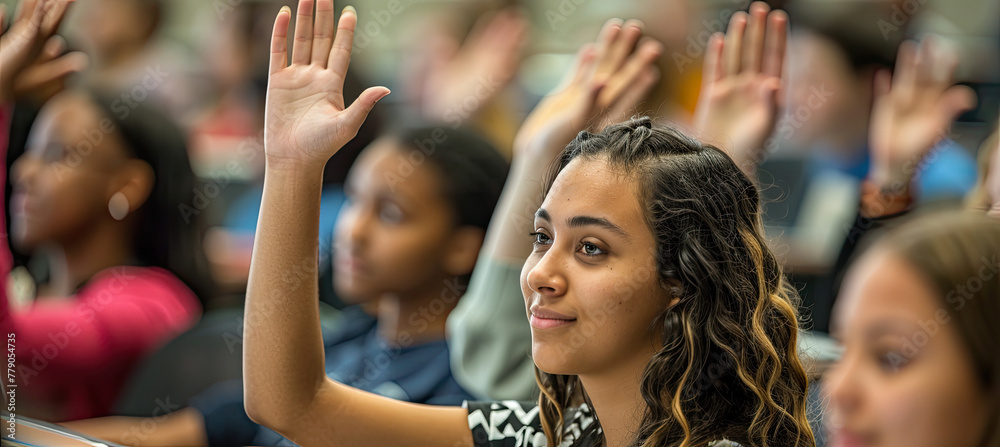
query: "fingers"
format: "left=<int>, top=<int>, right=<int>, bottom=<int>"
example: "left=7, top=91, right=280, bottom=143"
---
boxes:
left=599, top=38, right=662, bottom=109
left=327, top=6, right=357, bottom=86
left=605, top=65, right=660, bottom=124
left=591, top=18, right=624, bottom=77
left=564, top=43, right=597, bottom=88
left=743, top=2, right=769, bottom=73
left=291, top=0, right=315, bottom=65
left=723, top=11, right=747, bottom=75
left=596, top=19, right=642, bottom=81
left=762, top=9, right=787, bottom=78
left=269, top=6, right=291, bottom=74
left=311, top=0, right=335, bottom=67
left=39, top=0, right=70, bottom=38
left=342, top=86, right=390, bottom=133
left=892, top=40, right=918, bottom=96
left=938, top=85, right=977, bottom=124
left=702, top=32, right=724, bottom=86
left=873, top=68, right=892, bottom=102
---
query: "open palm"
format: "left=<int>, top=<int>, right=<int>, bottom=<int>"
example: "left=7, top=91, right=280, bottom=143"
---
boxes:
left=868, top=38, right=976, bottom=189
left=263, top=0, right=389, bottom=169
left=693, top=2, right=787, bottom=175
left=514, top=19, right=662, bottom=157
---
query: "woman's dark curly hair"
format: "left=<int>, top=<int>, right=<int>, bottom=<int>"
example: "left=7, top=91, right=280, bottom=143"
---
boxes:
left=534, top=117, right=814, bottom=447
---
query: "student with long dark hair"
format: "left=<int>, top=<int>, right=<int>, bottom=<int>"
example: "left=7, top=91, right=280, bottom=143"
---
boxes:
left=0, top=0, right=210, bottom=421
left=241, top=2, right=814, bottom=446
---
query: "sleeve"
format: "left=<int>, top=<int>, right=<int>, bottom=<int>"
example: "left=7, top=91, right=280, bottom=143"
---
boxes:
left=4, top=267, right=200, bottom=381
left=446, top=254, right=537, bottom=401
left=0, top=104, right=15, bottom=331
left=187, top=379, right=261, bottom=447
left=464, top=400, right=545, bottom=447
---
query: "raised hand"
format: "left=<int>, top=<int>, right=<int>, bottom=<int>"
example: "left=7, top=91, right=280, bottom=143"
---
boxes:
left=868, top=37, right=976, bottom=194
left=0, top=0, right=79, bottom=103
left=263, top=0, right=389, bottom=170
left=419, top=7, right=528, bottom=122
left=692, top=2, right=787, bottom=176
left=513, top=19, right=662, bottom=157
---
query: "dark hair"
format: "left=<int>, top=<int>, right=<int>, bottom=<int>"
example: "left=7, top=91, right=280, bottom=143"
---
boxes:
left=535, top=117, right=814, bottom=447
left=390, top=126, right=509, bottom=232
left=88, top=91, right=214, bottom=307
left=875, top=211, right=1000, bottom=445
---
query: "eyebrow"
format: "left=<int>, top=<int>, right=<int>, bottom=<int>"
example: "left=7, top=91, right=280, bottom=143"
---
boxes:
left=535, top=208, right=629, bottom=238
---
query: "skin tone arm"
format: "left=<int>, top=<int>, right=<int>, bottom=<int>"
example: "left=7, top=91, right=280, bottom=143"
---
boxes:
left=243, top=1, right=665, bottom=445
left=241, top=2, right=472, bottom=445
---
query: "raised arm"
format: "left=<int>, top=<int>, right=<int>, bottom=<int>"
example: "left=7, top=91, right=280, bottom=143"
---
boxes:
left=241, top=2, right=471, bottom=445
left=446, top=19, right=662, bottom=400
left=865, top=36, right=976, bottom=215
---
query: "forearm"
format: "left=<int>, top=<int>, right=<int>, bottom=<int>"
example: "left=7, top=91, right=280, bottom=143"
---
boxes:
left=61, top=408, right=208, bottom=447
left=484, top=148, right=558, bottom=262
left=243, top=162, right=328, bottom=427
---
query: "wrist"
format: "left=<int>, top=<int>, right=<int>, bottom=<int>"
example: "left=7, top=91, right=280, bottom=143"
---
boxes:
left=264, top=154, right=326, bottom=175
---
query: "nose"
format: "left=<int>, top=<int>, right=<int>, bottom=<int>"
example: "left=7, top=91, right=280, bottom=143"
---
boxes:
left=335, top=202, right=370, bottom=251
left=822, top=350, right=863, bottom=418
left=525, top=248, right=567, bottom=297
left=11, top=155, right=40, bottom=190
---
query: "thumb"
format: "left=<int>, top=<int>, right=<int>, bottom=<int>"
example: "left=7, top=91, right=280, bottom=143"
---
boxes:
left=342, top=86, right=390, bottom=133
left=938, top=85, right=976, bottom=125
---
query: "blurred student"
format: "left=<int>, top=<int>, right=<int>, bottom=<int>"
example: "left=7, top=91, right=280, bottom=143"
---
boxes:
left=1, top=0, right=210, bottom=421
left=824, top=212, right=999, bottom=447
left=64, top=126, right=509, bottom=446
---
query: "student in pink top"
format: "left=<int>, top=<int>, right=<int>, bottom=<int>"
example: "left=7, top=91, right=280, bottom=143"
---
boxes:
left=0, top=0, right=208, bottom=421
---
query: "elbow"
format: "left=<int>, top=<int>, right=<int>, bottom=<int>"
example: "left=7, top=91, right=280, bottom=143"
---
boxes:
left=244, top=396, right=291, bottom=433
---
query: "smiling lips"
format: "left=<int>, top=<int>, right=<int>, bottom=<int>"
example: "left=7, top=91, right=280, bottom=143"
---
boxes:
left=529, top=306, right=577, bottom=329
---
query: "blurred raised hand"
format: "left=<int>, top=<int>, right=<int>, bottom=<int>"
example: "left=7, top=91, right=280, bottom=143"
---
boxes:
left=263, top=0, right=389, bottom=170
left=487, top=19, right=661, bottom=261
left=0, top=0, right=84, bottom=103
left=692, top=1, right=787, bottom=176
left=513, top=18, right=662, bottom=158
left=867, top=37, right=976, bottom=195
left=419, top=7, right=528, bottom=122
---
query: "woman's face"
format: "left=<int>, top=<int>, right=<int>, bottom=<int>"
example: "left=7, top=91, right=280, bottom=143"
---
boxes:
left=333, top=140, right=458, bottom=303
left=522, top=156, right=667, bottom=377
left=825, top=249, right=988, bottom=447
left=11, top=93, right=128, bottom=251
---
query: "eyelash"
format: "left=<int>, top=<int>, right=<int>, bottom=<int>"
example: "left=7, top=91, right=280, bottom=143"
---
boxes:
left=528, top=232, right=607, bottom=257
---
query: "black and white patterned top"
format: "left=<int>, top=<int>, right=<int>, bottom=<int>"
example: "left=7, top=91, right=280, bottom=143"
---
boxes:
left=465, top=400, right=742, bottom=447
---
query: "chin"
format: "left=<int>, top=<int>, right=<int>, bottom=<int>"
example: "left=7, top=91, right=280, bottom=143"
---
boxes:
left=531, top=342, right=583, bottom=376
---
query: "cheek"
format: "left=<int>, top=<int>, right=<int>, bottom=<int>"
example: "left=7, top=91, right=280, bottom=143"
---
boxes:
left=21, top=170, right=105, bottom=238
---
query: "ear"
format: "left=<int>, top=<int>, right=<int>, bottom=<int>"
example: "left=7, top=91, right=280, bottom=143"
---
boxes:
left=107, top=159, right=155, bottom=216
left=442, top=226, right=485, bottom=277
